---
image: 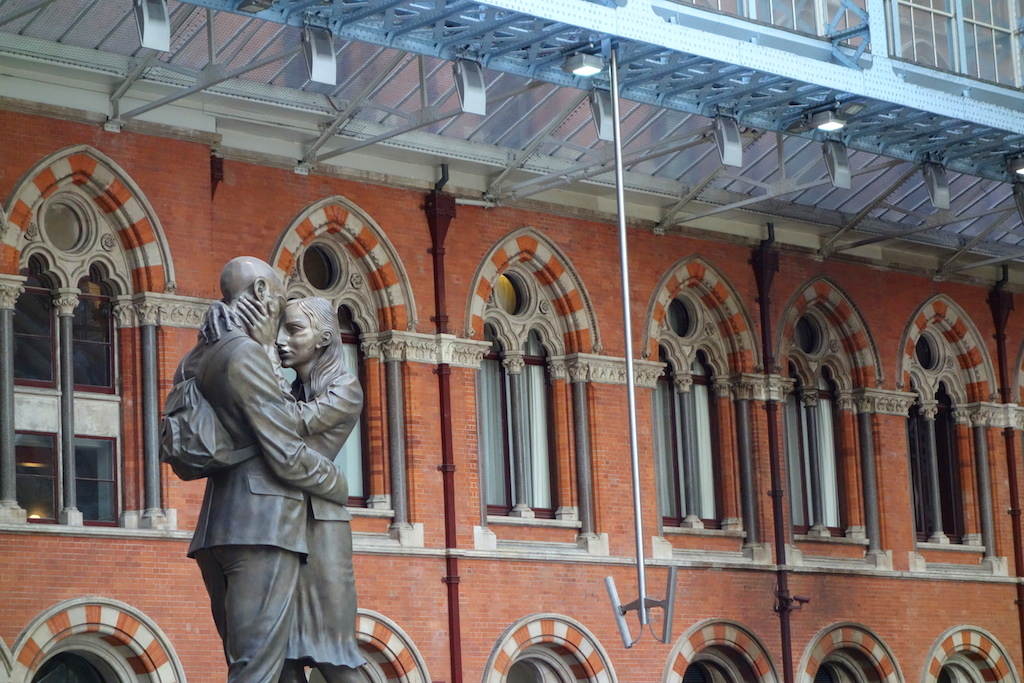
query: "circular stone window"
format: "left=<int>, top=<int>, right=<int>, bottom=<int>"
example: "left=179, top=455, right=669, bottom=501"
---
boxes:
left=916, top=334, right=937, bottom=370
left=43, top=201, right=87, bottom=252
left=794, top=315, right=821, bottom=355
left=493, top=273, right=526, bottom=315
left=302, top=244, right=339, bottom=291
left=667, top=298, right=695, bottom=337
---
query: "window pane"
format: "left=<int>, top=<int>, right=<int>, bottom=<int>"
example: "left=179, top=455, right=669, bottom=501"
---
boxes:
left=73, top=296, right=112, bottom=389
left=16, top=433, right=56, bottom=521
left=816, top=397, right=840, bottom=527
left=653, top=379, right=680, bottom=520
left=479, top=356, right=509, bottom=509
left=75, top=438, right=116, bottom=523
left=334, top=341, right=364, bottom=498
left=692, top=381, right=717, bottom=520
left=785, top=393, right=807, bottom=528
left=522, top=362, right=551, bottom=509
left=14, top=290, right=53, bottom=383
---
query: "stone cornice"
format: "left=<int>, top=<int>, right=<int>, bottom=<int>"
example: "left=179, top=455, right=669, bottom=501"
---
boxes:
left=555, top=353, right=665, bottom=389
left=362, top=331, right=492, bottom=368
left=851, top=388, right=917, bottom=416
left=728, top=373, right=793, bottom=402
left=958, top=402, right=1014, bottom=428
left=114, top=292, right=213, bottom=329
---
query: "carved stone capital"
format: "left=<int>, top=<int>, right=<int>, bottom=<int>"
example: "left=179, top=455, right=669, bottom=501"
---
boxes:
left=766, top=375, right=794, bottom=403
left=439, top=335, right=491, bottom=368
left=560, top=353, right=664, bottom=388
left=918, top=400, right=939, bottom=420
left=725, top=372, right=792, bottom=402
left=112, top=301, right=136, bottom=329
left=851, top=388, right=917, bottom=416
left=363, top=332, right=491, bottom=367
left=360, top=339, right=382, bottom=360
left=547, top=358, right=567, bottom=381
left=0, top=274, right=26, bottom=310
left=713, top=379, right=732, bottom=400
left=673, top=374, right=693, bottom=394
left=835, top=390, right=856, bottom=412
left=799, top=387, right=818, bottom=407
left=502, top=352, right=525, bottom=374
left=954, top=403, right=1005, bottom=427
left=113, top=292, right=214, bottom=329
left=52, top=288, right=80, bottom=317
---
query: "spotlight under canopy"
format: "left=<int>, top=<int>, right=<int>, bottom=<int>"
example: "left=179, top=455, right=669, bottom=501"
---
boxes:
left=134, top=0, right=170, bottom=52
left=236, top=0, right=273, bottom=11
left=823, top=139, right=851, bottom=189
left=564, top=53, right=604, bottom=77
left=1013, top=183, right=1024, bottom=223
left=809, top=110, right=846, bottom=132
left=923, top=162, right=950, bottom=210
left=1008, top=156, right=1024, bottom=177
left=713, top=116, right=742, bottom=167
left=302, top=25, right=337, bottom=86
left=453, top=59, right=487, bottom=116
left=590, top=89, right=614, bottom=142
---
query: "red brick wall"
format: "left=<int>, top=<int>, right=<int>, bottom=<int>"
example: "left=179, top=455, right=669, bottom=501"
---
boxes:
left=2, top=108, right=1023, bottom=683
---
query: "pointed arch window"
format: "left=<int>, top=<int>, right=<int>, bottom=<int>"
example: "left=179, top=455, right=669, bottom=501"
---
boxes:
left=337, top=305, right=369, bottom=506
left=785, top=365, right=843, bottom=533
left=654, top=347, right=721, bottom=528
left=478, top=324, right=555, bottom=518
left=73, top=266, right=114, bottom=392
left=907, top=383, right=964, bottom=542
left=13, top=257, right=55, bottom=387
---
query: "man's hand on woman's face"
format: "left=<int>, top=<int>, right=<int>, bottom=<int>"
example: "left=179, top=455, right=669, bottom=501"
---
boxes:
left=237, top=297, right=277, bottom=347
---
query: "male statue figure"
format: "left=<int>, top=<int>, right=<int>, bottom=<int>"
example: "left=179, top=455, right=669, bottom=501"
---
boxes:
left=173, top=256, right=350, bottom=683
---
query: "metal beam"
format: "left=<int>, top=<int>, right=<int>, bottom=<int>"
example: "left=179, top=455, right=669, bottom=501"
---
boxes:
left=119, top=47, right=301, bottom=120
left=0, top=0, right=56, bottom=28
left=316, top=106, right=462, bottom=161
left=945, top=249, right=1024, bottom=274
left=935, top=210, right=1017, bottom=276
left=818, top=163, right=917, bottom=255
left=301, top=50, right=410, bottom=163
left=486, top=89, right=589, bottom=195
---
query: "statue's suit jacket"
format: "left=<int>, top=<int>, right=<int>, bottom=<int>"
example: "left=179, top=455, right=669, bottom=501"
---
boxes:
left=175, top=325, right=349, bottom=557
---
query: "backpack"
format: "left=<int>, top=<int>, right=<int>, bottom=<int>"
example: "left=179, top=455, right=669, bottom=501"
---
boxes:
left=160, top=348, right=259, bottom=481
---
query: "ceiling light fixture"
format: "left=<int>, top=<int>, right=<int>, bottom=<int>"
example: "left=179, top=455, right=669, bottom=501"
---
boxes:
left=133, top=0, right=170, bottom=52
left=823, top=140, right=851, bottom=189
left=564, top=53, right=604, bottom=77
left=809, top=110, right=846, bottom=132
left=922, top=162, right=950, bottom=210
left=237, top=0, right=273, bottom=12
left=1007, top=156, right=1024, bottom=177
left=713, top=116, right=742, bottom=167
left=453, top=59, right=487, bottom=116
left=302, top=25, right=336, bottom=86
left=590, top=89, right=614, bottom=142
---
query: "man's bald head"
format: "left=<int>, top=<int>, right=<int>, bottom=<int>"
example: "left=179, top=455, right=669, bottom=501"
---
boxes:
left=220, top=256, right=284, bottom=305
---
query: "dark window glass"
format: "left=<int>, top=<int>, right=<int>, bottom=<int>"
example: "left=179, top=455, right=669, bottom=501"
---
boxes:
left=75, top=437, right=117, bottom=524
left=303, top=245, right=338, bottom=291
left=73, top=277, right=113, bottom=391
left=13, top=288, right=54, bottom=384
left=32, top=652, right=106, bottom=683
left=480, top=325, right=512, bottom=514
left=682, top=663, right=712, bottom=683
left=15, top=433, right=56, bottom=522
left=934, top=385, right=964, bottom=540
left=336, top=306, right=368, bottom=507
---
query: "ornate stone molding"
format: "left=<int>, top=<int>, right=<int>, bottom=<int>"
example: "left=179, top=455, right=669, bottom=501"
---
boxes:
left=799, top=387, right=818, bottom=407
left=113, top=292, right=214, bottom=329
left=726, top=373, right=793, bottom=402
left=956, top=402, right=1007, bottom=428
left=362, top=331, right=491, bottom=368
left=558, top=354, right=665, bottom=389
left=918, top=400, right=939, bottom=420
left=836, top=390, right=856, bottom=412
left=851, top=388, right=916, bottom=416
left=547, top=358, right=567, bottom=381
left=52, top=289, right=80, bottom=317
left=502, top=352, right=525, bottom=375
left=0, top=274, right=26, bottom=310
left=673, top=375, right=693, bottom=394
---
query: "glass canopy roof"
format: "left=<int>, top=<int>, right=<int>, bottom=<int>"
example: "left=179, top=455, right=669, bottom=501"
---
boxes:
left=2, top=0, right=1024, bottom=278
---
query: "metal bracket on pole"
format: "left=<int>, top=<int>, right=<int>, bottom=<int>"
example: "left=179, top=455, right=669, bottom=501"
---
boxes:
left=605, top=566, right=677, bottom=648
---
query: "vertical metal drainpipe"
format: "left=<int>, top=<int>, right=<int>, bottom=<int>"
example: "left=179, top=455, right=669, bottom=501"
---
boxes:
left=751, top=227, right=794, bottom=683
left=986, top=278, right=1024, bottom=652
left=425, top=183, right=463, bottom=683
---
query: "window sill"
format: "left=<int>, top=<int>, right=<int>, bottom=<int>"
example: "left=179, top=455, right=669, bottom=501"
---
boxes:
left=0, top=521, right=191, bottom=540
left=486, top=515, right=581, bottom=529
left=795, top=533, right=869, bottom=546
left=350, top=507, right=394, bottom=519
left=662, top=526, right=745, bottom=539
left=917, top=541, right=985, bottom=553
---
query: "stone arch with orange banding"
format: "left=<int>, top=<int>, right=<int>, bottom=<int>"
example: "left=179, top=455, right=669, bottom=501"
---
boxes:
left=777, top=277, right=882, bottom=389
left=8, top=597, right=185, bottom=683
left=465, top=227, right=599, bottom=355
left=798, top=623, right=902, bottom=683
left=898, top=295, right=995, bottom=403
left=269, top=196, right=416, bottom=334
left=920, top=626, right=1019, bottom=683
left=483, top=614, right=616, bottom=683
left=663, top=619, right=777, bottom=683
left=354, top=609, right=431, bottom=683
left=1, top=145, right=174, bottom=292
left=644, top=256, right=758, bottom=373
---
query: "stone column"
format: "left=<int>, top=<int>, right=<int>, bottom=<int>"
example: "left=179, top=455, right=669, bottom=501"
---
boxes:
left=503, top=352, right=531, bottom=517
left=853, top=396, right=882, bottom=554
left=381, top=340, right=408, bottom=525
left=675, top=373, right=703, bottom=528
left=0, top=276, right=26, bottom=523
left=732, top=378, right=758, bottom=546
left=969, top=408, right=996, bottom=557
left=568, top=361, right=594, bottom=534
left=137, top=302, right=169, bottom=529
left=801, top=387, right=829, bottom=537
left=54, top=288, right=83, bottom=526
left=919, top=400, right=947, bottom=544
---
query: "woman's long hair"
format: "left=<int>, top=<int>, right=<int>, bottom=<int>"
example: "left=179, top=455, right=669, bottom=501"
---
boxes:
left=288, top=296, right=347, bottom=398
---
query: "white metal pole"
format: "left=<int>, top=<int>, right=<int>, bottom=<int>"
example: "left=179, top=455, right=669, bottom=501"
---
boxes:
left=609, top=44, right=648, bottom=626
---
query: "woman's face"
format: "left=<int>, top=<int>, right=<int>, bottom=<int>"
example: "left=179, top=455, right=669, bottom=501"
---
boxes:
left=276, top=302, right=322, bottom=379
